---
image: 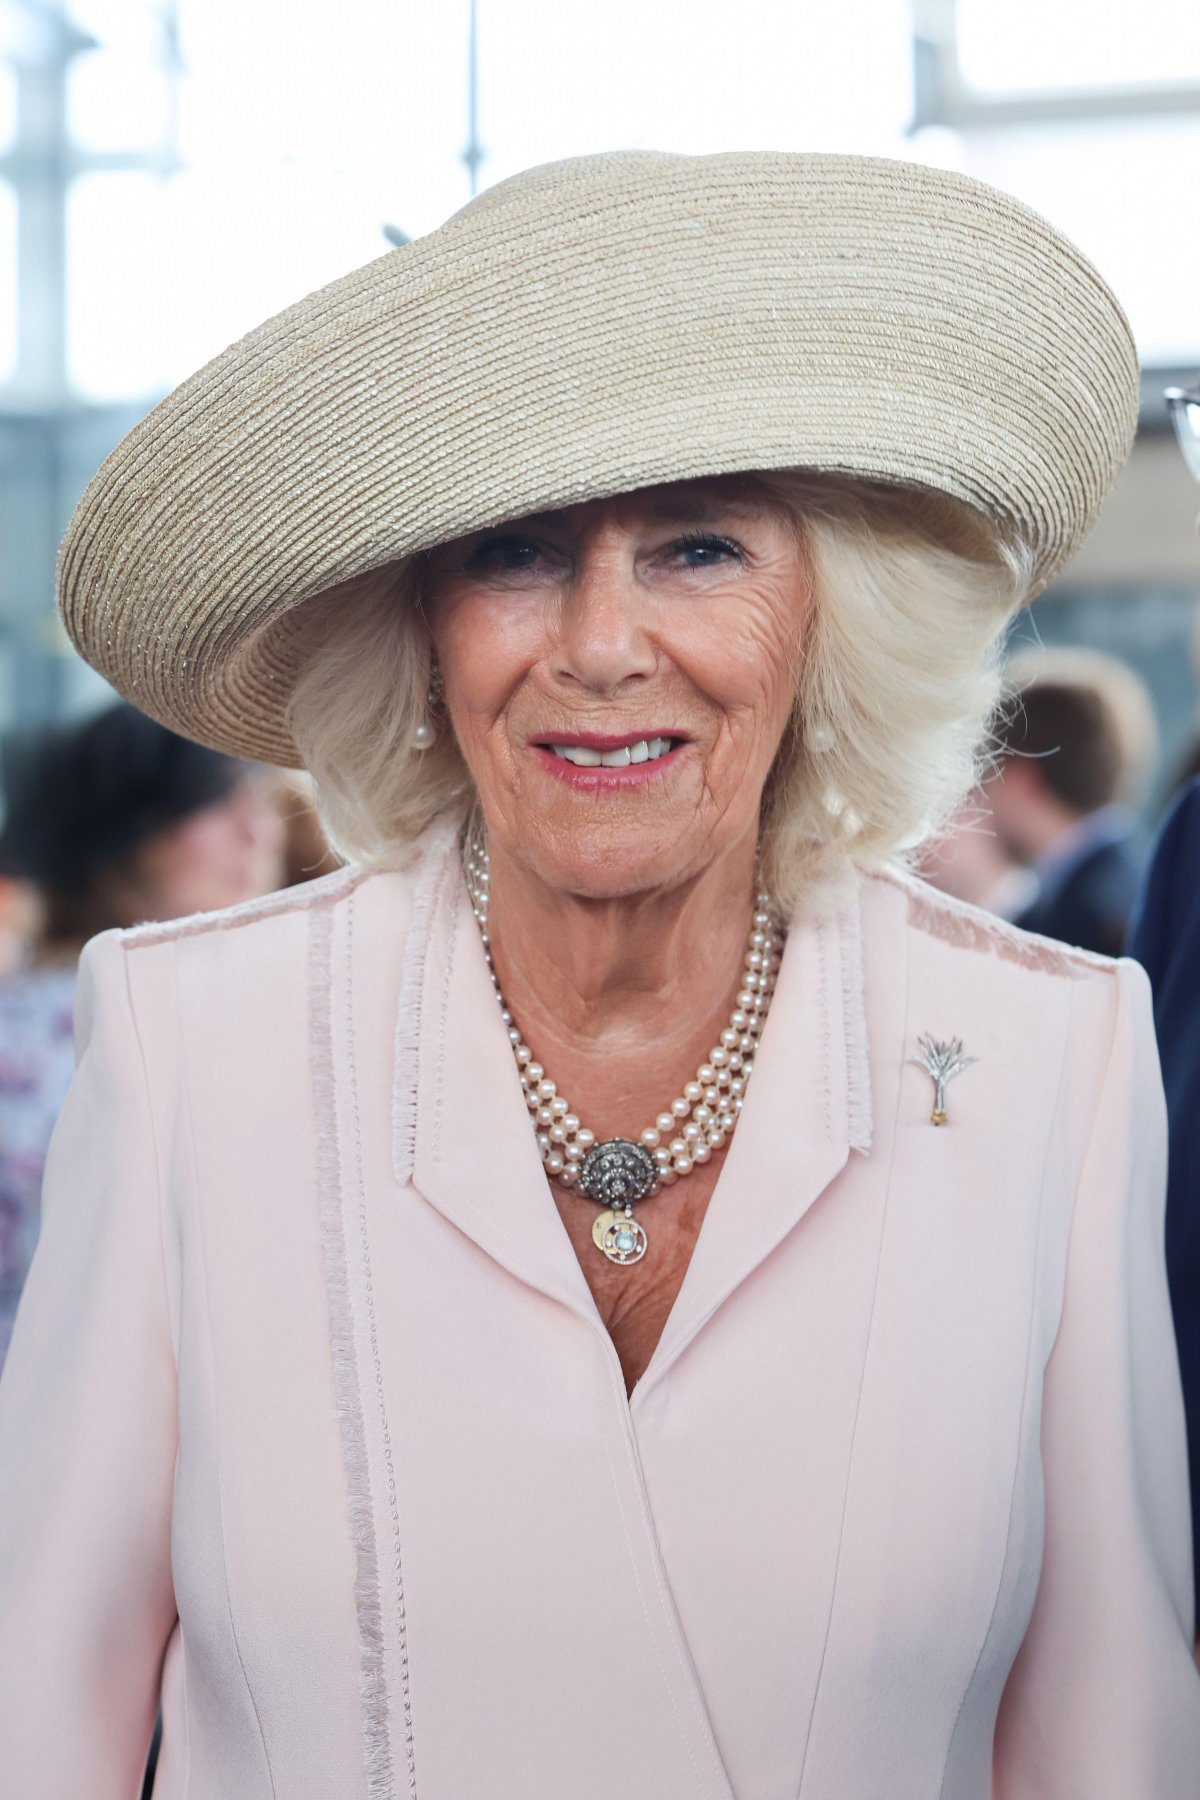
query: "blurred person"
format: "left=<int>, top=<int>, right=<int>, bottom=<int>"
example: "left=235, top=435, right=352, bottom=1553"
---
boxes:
left=0, top=701, right=285, bottom=1374
left=274, top=768, right=341, bottom=887
left=917, top=789, right=1037, bottom=918
left=0, top=876, right=37, bottom=977
left=1, top=152, right=1198, bottom=1800
left=1128, top=375, right=1200, bottom=1648
left=987, top=646, right=1158, bottom=955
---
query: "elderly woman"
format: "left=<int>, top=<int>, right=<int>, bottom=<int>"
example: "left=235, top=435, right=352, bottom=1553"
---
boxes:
left=0, top=152, right=1197, bottom=1798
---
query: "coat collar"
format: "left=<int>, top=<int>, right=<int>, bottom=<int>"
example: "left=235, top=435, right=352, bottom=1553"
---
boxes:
left=391, top=825, right=875, bottom=1393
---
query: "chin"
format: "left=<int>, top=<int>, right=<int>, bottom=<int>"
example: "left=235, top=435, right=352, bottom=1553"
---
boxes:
left=516, top=822, right=708, bottom=903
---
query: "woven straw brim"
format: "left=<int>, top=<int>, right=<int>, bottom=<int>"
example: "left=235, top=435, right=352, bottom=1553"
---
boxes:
left=57, top=150, right=1138, bottom=767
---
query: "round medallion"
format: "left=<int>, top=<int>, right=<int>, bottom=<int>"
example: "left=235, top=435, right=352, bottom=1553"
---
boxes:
left=578, top=1138, right=657, bottom=1207
left=592, top=1208, right=649, bottom=1265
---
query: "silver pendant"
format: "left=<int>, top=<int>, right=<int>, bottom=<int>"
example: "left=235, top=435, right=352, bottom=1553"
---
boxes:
left=592, top=1209, right=649, bottom=1265
left=578, top=1138, right=657, bottom=1206
left=910, top=1034, right=978, bottom=1125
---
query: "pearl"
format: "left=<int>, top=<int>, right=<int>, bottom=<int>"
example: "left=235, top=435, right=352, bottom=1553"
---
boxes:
left=536, top=1132, right=551, bottom=1153
left=673, top=1154, right=693, bottom=1175
left=560, top=1164, right=578, bottom=1185
left=694, top=1104, right=712, bottom=1126
left=641, top=1127, right=660, bottom=1148
left=576, top=1128, right=595, bottom=1150
left=693, top=1141, right=711, bottom=1163
left=659, top=1167, right=678, bottom=1185
left=535, top=1105, right=554, bottom=1126
left=563, top=1113, right=580, bottom=1133
left=656, top=1112, right=675, bottom=1135
left=669, top=1136, right=687, bottom=1158
left=516, top=1044, right=531, bottom=1065
left=412, top=720, right=436, bottom=750
left=684, top=1080, right=703, bottom=1104
left=508, top=1026, right=521, bottom=1045
left=565, top=1142, right=583, bottom=1162
left=745, top=949, right=764, bottom=971
left=697, top=1064, right=715, bottom=1087
left=671, top=1097, right=690, bottom=1119
left=537, top=1078, right=556, bottom=1100
left=682, top=1122, right=701, bottom=1144
left=710, top=1046, right=729, bottom=1068
left=526, top=1062, right=544, bottom=1084
left=730, top=1011, right=748, bottom=1031
left=720, top=1027, right=739, bottom=1049
left=653, top=1147, right=672, bottom=1169
left=703, top=1085, right=720, bottom=1106
left=549, top=1124, right=566, bottom=1143
left=550, top=1096, right=568, bottom=1117
left=545, top=1152, right=564, bottom=1175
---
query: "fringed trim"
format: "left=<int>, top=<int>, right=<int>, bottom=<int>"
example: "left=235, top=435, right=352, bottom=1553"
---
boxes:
left=392, top=819, right=460, bottom=1185
left=310, top=899, right=398, bottom=1799
left=881, top=867, right=1112, bottom=982
left=122, top=862, right=369, bottom=948
left=841, top=902, right=874, bottom=1154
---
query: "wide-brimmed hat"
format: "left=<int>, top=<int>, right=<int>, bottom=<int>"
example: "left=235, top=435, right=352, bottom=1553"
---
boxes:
left=57, top=150, right=1138, bottom=767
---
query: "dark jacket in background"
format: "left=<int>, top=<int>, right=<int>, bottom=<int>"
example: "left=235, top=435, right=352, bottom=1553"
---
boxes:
left=1015, top=807, right=1147, bottom=958
left=1127, top=777, right=1200, bottom=1628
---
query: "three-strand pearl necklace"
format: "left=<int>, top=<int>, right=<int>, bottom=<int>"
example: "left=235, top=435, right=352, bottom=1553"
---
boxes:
left=464, top=836, right=785, bottom=1265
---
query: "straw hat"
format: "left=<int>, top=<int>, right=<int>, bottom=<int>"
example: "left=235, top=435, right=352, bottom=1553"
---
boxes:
left=57, top=150, right=1138, bottom=767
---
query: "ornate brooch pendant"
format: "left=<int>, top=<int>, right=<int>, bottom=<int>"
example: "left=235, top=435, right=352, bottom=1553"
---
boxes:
left=579, top=1139, right=656, bottom=1264
left=591, top=1209, right=649, bottom=1265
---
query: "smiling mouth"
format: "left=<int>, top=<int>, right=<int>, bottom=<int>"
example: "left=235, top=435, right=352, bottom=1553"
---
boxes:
left=543, top=735, right=681, bottom=769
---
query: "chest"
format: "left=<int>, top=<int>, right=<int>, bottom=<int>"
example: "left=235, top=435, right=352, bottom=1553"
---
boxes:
left=551, top=1155, right=724, bottom=1393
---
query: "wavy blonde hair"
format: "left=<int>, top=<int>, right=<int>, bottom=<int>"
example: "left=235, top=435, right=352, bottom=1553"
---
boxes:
left=286, top=472, right=1035, bottom=914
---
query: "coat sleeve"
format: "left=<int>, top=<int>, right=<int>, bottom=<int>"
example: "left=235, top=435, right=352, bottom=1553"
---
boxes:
left=0, top=931, right=177, bottom=1797
left=993, top=958, right=1200, bottom=1795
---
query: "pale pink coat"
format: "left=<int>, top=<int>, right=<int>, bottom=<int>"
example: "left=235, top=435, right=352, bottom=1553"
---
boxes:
left=1, top=821, right=1198, bottom=1798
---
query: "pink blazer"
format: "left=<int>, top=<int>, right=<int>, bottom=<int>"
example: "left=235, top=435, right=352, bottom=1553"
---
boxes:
left=1, top=821, right=1198, bottom=1798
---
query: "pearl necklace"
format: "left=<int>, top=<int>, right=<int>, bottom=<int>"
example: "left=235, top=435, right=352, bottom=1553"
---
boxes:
left=464, top=836, right=785, bottom=1266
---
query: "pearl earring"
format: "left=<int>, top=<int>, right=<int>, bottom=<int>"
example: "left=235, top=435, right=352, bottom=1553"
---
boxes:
left=413, top=657, right=442, bottom=750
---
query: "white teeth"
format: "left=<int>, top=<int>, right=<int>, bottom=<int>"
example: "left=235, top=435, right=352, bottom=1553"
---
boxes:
left=548, top=738, right=676, bottom=767
left=552, top=744, right=602, bottom=766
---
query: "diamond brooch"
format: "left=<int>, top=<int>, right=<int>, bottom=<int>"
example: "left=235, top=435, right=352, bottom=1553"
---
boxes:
left=910, top=1034, right=977, bottom=1126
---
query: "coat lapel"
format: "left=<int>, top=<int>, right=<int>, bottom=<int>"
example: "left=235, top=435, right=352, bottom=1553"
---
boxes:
left=397, top=827, right=600, bottom=1328
left=635, top=897, right=874, bottom=1399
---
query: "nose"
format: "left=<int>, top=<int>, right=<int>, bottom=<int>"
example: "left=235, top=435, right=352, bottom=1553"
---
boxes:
left=550, top=541, right=656, bottom=694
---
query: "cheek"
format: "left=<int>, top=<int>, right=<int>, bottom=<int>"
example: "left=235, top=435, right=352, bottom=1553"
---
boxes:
left=432, top=594, right=542, bottom=724
left=675, top=587, right=806, bottom=733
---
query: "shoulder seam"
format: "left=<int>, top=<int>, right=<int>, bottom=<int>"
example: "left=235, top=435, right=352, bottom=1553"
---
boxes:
left=876, top=865, right=1116, bottom=982
left=118, top=863, right=371, bottom=950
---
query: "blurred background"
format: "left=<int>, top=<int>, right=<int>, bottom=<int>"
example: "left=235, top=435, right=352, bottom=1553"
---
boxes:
left=1, top=0, right=1198, bottom=751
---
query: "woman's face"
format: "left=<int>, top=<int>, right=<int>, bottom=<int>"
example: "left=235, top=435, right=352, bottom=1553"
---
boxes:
left=425, top=476, right=811, bottom=899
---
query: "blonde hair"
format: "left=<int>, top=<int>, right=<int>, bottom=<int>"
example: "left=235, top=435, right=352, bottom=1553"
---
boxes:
left=286, top=472, right=1035, bottom=914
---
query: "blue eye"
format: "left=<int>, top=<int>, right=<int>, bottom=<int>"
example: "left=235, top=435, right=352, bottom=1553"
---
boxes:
left=673, top=531, right=742, bottom=567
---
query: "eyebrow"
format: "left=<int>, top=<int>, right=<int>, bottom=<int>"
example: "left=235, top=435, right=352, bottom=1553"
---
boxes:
left=643, top=492, right=770, bottom=524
